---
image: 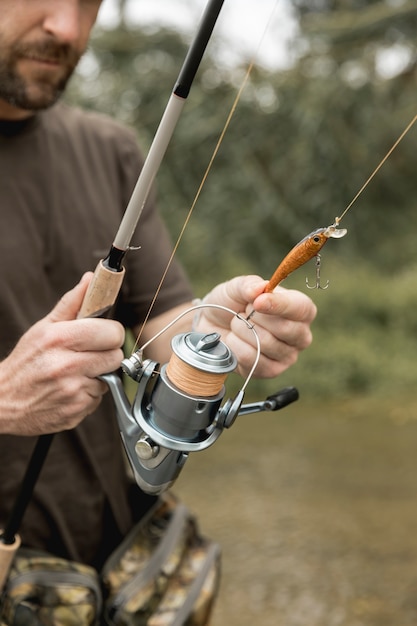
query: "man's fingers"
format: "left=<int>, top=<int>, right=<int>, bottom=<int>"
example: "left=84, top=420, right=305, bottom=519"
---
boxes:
left=206, top=276, right=266, bottom=309
left=47, top=318, right=126, bottom=353
left=46, top=273, right=93, bottom=323
left=78, top=348, right=125, bottom=378
left=253, top=286, right=317, bottom=323
left=87, top=378, right=109, bottom=399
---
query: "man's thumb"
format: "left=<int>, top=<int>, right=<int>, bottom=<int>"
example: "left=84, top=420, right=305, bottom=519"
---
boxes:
left=47, top=273, right=93, bottom=323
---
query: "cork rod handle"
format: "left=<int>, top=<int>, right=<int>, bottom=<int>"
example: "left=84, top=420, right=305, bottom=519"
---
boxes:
left=0, top=534, right=21, bottom=591
left=78, top=260, right=125, bottom=319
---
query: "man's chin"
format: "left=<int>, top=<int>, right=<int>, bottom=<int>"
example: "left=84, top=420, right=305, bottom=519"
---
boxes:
left=0, top=60, right=71, bottom=112
left=23, top=90, right=63, bottom=111
left=3, top=83, right=65, bottom=112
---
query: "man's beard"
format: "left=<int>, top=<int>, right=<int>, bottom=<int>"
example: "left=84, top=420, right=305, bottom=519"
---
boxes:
left=0, top=38, right=80, bottom=111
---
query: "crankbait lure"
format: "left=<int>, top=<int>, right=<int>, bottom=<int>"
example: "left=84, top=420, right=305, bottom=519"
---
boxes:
left=263, top=223, right=347, bottom=292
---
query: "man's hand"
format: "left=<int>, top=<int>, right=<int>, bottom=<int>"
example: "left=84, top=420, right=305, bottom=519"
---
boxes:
left=195, top=275, right=317, bottom=379
left=0, top=273, right=125, bottom=436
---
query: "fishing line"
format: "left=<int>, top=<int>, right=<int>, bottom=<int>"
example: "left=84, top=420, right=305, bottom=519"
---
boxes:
left=133, top=0, right=282, bottom=352
left=336, top=112, right=417, bottom=225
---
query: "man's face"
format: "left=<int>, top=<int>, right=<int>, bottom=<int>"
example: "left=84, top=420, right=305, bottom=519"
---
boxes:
left=0, top=0, right=102, bottom=117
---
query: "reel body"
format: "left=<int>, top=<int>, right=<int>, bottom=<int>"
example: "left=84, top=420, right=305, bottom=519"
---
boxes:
left=102, top=323, right=299, bottom=495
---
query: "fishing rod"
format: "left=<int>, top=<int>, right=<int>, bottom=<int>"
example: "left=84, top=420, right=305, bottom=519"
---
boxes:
left=0, top=435, right=52, bottom=589
left=73, top=0, right=300, bottom=498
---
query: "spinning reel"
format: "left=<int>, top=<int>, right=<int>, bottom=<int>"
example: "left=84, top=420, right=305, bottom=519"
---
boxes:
left=102, top=305, right=299, bottom=494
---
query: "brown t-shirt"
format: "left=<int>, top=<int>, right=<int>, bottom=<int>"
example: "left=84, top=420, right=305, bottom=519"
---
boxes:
left=0, top=103, right=193, bottom=567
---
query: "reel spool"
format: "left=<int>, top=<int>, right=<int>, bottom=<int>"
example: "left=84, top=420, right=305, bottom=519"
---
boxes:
left=102, top=305, right=299, bottom=494
left=144, top=331, right=237, bottom=445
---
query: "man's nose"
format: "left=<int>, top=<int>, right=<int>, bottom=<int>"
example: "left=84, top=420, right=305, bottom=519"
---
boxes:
left=42, top=0, right=81, bottom=44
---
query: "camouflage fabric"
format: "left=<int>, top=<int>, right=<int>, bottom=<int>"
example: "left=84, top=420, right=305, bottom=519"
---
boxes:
left=0, top=551, right=101, bottom=625
left=146, top=542, right=220, bottom=626
left=0, top=494, right=220, bottom=626
left=102, top=493, right=221, bottom=626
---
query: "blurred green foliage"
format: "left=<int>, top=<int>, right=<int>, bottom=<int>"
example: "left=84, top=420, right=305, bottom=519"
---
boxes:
left=66, top=1, right=417, bottom=400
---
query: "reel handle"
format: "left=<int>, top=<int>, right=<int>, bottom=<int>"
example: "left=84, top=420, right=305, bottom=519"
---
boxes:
left=266, top=386, right=300, bottom=410
left=235, top=386, right=299, bottom=417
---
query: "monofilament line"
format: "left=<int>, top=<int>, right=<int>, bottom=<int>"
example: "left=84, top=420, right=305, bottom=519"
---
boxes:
left=336, top=112, right=417, bottom=225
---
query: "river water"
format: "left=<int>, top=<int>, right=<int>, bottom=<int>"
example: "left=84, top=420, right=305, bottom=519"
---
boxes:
left=176, top=393, right=417, bottom=626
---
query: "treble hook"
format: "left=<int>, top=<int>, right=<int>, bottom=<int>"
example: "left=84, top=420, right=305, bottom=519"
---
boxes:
left=306, top=253, right=329, bottom=290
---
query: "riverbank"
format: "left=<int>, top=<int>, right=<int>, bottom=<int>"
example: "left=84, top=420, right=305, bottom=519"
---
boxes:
left=176, top=393, right=417, bottom=626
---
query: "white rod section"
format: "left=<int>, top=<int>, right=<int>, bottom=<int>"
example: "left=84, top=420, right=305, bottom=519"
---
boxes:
left=113, top=94, right=186, bottom=251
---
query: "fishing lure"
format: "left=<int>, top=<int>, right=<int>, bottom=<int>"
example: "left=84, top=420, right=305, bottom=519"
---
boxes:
left=263, top=222, right=347, bottom=293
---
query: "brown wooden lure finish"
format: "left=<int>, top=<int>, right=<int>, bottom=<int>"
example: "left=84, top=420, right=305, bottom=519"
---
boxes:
left=264, top=224, right=347, bottom=293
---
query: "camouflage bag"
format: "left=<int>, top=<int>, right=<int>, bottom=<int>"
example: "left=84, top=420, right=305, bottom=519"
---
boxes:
left=101, top=493, right=221, bottom=626
left=0, top=494, right=221, bottom=626
left=0, top=550, right=102, bottom=625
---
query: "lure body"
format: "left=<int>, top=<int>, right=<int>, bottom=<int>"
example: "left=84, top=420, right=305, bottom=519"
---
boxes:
left=264, top=225, right=347, bottom=293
